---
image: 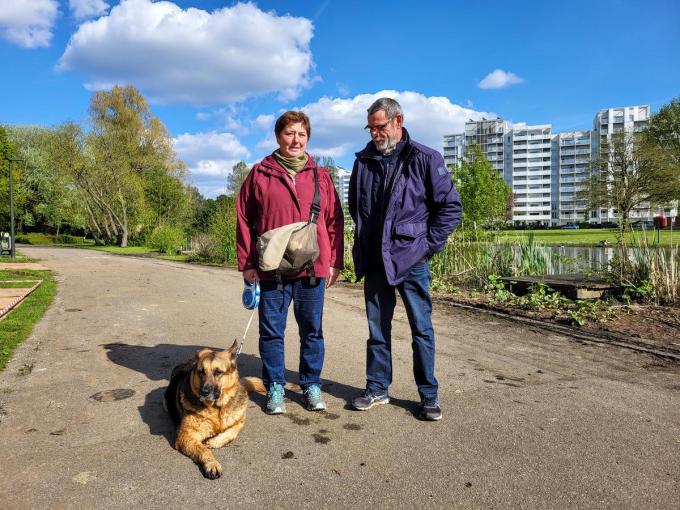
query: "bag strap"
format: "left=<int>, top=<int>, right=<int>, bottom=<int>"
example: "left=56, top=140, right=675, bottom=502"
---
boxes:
left=309, top=166, right=321, bottom=224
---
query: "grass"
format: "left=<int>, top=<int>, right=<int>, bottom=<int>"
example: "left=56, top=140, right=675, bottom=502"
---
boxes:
left=0, top=269, right=56, bottom=371
left=83, top=245, right=155, bottom=255
left=496, top=228, right=678, bottom=246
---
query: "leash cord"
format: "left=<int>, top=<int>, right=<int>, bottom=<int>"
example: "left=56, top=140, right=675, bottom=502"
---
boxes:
left=235, top=308, right=257, bottom=357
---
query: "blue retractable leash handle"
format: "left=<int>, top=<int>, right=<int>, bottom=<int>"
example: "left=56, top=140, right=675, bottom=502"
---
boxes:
left=236, top=279, right=260, bottom=357
left=242, top=279, right=260, bottom=310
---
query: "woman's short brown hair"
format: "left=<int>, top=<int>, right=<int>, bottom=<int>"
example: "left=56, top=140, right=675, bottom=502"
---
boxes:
left=274, top=111, right=311, bottom=138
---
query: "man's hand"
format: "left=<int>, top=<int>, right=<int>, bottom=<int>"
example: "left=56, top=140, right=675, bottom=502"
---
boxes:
left=327, top=267, right=340, bottom=288
left=242, top=269, right=259, bottom=283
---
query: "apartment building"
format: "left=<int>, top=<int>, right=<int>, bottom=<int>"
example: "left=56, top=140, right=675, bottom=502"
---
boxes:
left=443, top=103, right=675, bottom=226
left=334, top=167, right=351, bottom=206
left=555, top=130, right=593, bottom=224
left=510, top=124, right=553, bottom=224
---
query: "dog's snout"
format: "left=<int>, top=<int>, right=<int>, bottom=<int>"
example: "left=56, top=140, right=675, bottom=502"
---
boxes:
left=200, top=384, right=215, bottom=397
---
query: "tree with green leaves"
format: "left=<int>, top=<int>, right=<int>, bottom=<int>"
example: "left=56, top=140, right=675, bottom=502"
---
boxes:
left=451, top=145, right=511, bottom=229
left=313, top=155, right=339, bottom=183
left=67, top=85, right=185, bottom=246
left=644, top=97, right=680, bottom=201
left=584, top=132, right=676, bottom=238
left=226, top=161, right=250, bottom=195
left=0, top=126, right=26, bottom=235
left=6, top=125, right=85, bottom=234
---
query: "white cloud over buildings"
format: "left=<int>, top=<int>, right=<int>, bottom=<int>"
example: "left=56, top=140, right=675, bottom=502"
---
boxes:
left=478, top=69, right=525, bottom=89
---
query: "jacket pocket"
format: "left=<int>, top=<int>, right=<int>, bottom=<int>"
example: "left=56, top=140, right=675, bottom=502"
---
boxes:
left=394, top=222, right=427, bottom=239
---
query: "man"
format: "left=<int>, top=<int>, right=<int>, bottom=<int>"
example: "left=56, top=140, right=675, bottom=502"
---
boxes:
left=349, top=98, right=462, bottom=421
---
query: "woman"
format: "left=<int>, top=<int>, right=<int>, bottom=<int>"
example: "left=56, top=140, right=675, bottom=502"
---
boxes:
left=236, top=111, right=344, bottom=414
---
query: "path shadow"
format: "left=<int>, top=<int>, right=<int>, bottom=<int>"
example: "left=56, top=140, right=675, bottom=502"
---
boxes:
left=101, top=341, right=423, bottom=440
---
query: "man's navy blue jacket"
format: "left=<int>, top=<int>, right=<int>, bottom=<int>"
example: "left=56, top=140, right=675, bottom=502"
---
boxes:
left=349, top=128, right=462, bottom=285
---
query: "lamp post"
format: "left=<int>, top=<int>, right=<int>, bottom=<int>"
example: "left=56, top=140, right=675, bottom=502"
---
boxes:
left=5, top=157, right=22, bottom=259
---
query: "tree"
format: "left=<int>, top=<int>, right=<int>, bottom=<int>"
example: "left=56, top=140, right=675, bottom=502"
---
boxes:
left=68, top=85, right=185, bottom=246
left=313, top=155, right=339, bottom=183
left=0, top=126, right=27, bottom=234
left=584, top=132, right=676, bottom=238
left=6, top=125, right=85, bottom=235
left=226, top=161, right=250, bottom=195
left=451, top=145, right=511, bottom=229
left=644, top=97, right=680, bottom=200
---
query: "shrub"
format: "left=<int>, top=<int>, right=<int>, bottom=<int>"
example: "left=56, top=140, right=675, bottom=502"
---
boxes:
left=147, top=225, right=185, bottom=255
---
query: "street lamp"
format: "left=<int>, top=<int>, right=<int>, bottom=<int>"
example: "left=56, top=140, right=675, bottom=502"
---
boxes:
left=4, top=157, right=23, bottom=259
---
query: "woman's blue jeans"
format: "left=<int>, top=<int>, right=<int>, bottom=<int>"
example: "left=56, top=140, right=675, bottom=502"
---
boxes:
left=363, top=262, right=438, bottom=401
left=258, top=277, right=325, bottom=389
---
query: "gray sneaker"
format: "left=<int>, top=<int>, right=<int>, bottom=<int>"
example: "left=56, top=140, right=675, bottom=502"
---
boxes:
left=303, top=384, right=326, bottom=411
left=351, top=389, right=390, bottom=410
left=266, top=383, right=286, bottom=414
left=418, top=399, right=442, bottom=421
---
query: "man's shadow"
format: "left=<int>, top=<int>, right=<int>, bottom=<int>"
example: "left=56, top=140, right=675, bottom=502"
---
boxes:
left=101, top=341, right=417, bottom=442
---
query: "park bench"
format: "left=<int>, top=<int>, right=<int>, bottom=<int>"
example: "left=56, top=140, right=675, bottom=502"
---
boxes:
left=499, top=273, right=614, bottom=300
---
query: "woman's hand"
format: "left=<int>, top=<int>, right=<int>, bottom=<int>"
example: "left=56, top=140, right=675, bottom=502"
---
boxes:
left=242, top=269, right=259, bottom=284
left=326, top=267, right=340, bottom=288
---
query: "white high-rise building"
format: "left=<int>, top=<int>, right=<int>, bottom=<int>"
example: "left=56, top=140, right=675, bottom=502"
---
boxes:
left=556, top=130, right=593, bottom=224
left=443, top=103, right=676, bottom=226
left=442, top=133, right=464, bottom=169
left=464, top=119, right=509, bottom=177
left=335, top=168, right=351, bottom=206
left=509, top=124, right=553, bottom=225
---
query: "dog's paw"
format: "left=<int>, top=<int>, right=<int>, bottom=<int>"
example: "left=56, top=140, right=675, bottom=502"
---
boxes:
left=201, top=460, right=222, bottom=479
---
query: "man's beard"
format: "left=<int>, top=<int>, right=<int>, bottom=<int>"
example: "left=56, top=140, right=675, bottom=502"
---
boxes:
left=374, top=134, right=398, bottom=155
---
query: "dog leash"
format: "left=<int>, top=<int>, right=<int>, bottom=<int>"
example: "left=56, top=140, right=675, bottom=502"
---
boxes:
left=234, top=308, right=257, bottom=358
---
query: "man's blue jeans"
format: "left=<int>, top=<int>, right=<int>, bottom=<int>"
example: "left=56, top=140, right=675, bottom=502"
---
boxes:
left=258, top=277, right=325, bottom=389
left=363, top=262, right=438, bottom=401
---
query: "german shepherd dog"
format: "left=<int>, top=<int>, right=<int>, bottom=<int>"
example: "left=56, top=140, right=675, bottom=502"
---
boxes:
left=164, top=340, right=265, bottom=479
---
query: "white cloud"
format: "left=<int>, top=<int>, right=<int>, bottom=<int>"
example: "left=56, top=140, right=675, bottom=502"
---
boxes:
left=69, top=0, right=109, bottom=20
left=0, top=0, right=59, bottom=48
left=478, top=69, right=525, bottom=89
left=173, top=131, right=250, bottom=197
left=57, top=0, right=315, bottom=105
left=270, top=90, right=494, bottom=161
left=252, top=114, right=274, bottom=132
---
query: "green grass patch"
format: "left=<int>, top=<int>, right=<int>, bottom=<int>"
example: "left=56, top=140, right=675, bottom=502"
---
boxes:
left=84, top=245, right=155, bottom=255
left=0, top=269, right=56, bottom=371
left=496, top=229, right=678, bottom=246
left=15, top=233, right=88, bottom=245
left=158, top=254, right=190, bottom=262
left=0, top=251, right=36, bottom=263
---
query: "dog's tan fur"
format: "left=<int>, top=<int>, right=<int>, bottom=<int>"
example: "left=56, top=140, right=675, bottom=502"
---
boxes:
left=164, top=340, right=265, bottom=479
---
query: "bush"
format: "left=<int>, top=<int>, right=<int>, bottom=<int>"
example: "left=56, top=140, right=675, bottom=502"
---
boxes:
left=146, top=225, right=185, bottom=255
left=187, top=233, right=220, bottom=262
left=15, top=233, right=86, bottom=245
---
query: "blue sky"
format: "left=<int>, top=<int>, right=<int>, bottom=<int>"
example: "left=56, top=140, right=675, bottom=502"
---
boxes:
left=1, top=0, right=679, bottom=197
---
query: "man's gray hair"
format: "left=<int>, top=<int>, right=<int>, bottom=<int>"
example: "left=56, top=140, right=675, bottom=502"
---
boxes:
left=367, top=97, right=404, bottom=121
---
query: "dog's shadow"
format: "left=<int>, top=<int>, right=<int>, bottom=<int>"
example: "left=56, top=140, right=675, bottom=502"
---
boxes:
left=102, top=341, right=410, bottom=443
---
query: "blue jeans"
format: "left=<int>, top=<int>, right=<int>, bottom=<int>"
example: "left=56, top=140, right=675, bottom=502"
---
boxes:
left=363, top=262, right=438, bottom=401
left=258, top=278, right=325, bottom=389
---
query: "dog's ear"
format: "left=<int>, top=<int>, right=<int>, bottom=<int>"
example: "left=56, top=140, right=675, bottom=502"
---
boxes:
left=226, top=339, right=239, bottom=358
left=196, top=348, right=212, bottom=360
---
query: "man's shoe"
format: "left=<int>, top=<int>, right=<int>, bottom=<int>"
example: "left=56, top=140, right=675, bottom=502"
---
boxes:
left=266, top=383, right=286, bottom=414
left=303, top=384, right=326, bottom=411
left=418, top=399, right=442, bottom=421
left=351, top=389, right=390, bottom=411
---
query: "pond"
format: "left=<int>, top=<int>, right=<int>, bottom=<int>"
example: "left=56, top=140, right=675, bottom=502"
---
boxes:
left=545, top=245, right=676, bottom=274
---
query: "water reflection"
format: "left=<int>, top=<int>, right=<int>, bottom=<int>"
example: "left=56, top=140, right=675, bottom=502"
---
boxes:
left=545, top=246, right=675, bottom=274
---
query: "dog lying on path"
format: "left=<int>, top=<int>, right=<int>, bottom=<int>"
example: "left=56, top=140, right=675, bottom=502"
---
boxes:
left=164, top=340, right=265, bottom=479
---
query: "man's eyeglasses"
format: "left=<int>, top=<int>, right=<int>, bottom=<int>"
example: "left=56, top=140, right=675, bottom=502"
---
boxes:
left=364, top=119, right=393, bottom=134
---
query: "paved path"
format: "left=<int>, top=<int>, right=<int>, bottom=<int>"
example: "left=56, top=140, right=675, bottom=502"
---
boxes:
left=0, top=247, right=679, bottom=509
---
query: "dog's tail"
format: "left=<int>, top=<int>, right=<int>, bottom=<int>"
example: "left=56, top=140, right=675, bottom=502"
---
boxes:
left=241, top=377, right=266, bottom=394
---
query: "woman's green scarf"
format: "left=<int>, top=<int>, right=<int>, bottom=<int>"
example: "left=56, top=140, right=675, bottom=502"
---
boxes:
left=275, top=151, right=308, bottom=179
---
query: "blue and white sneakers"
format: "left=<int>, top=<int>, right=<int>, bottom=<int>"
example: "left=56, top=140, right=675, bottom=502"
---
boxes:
left=265, top=383, right=286, bottom=414
left=303, top=384, right=327, bottom=411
